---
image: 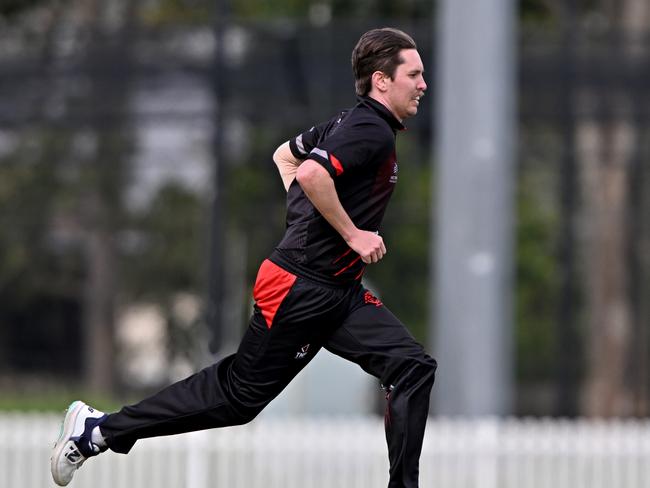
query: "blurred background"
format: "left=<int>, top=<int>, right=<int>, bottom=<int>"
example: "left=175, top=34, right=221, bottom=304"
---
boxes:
left=1, top=0, right=649, bottom=422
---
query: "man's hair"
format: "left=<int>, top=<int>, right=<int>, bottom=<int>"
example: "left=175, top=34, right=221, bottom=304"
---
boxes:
left=351, top=28, right=417, bottom=97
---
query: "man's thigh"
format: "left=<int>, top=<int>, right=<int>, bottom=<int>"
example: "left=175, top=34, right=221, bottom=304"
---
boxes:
left=227, top=274, right=350, bottom=408
left=324, top=289, right=431, bottom=385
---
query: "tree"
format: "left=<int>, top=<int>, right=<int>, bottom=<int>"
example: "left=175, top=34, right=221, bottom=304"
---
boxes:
left=577, top=0, right=649, bottom=416
left=0, top=0, right=43, bottom=17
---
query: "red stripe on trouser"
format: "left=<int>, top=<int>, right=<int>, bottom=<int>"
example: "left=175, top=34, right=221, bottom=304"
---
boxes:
left=252, top=259, right=297, bottom=328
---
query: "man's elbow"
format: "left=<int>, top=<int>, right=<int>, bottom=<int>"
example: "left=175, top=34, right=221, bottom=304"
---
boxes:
left=273, top=141, right=297, bottom=166
left=296, top=161, right=328, bottom=190
left=272, top=145, right=284, bottom=165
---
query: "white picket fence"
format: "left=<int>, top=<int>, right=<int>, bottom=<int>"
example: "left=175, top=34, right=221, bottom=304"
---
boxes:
left=2, top=413, right=650, bottom=488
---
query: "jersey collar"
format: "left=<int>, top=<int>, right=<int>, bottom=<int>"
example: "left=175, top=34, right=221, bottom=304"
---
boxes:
left=358, top=96, right=406, bottom=132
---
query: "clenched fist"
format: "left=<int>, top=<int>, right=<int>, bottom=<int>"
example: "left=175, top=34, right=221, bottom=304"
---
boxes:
left=347, top=230, right=387, bottom=264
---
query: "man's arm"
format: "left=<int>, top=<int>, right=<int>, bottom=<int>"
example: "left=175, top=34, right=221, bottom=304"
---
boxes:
left=296, top=160, right=386, bottom=264
left=273, top=141, right=302, bottom=191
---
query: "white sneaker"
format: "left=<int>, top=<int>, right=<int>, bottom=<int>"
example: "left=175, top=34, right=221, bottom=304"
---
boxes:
left=51, top=401, right=107, bottom=486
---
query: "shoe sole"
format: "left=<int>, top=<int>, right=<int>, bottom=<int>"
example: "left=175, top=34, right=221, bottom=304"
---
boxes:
left=51, top=401, right=85, bottom=486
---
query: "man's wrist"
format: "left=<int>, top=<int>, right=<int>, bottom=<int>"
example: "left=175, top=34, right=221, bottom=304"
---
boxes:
left=341, top=226, right=358, bottom=244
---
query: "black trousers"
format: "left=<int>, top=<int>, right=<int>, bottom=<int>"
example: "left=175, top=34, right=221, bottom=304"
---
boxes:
left=100, top=259, right=437, bottom=488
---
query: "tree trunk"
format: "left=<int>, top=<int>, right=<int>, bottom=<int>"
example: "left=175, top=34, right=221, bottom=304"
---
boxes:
left=578, top=0, right=648, bottom=417
left=79, top=0, right=135, bottom=394
left=578, top=116, right=635, bottom=416
left=83, top=218, right=117, bottom=393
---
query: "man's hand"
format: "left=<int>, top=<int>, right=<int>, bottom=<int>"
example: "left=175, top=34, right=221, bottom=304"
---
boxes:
left=346, top=229, right=387, bottom=264
left=296, top=160, right=388, bottom=265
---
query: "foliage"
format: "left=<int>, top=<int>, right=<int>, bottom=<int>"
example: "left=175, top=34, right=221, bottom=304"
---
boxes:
left=514, top=168, right=560, bottom=382
left=121, top=183, right=207, bottom=301
left=231, top=0, right=310, bottom=19
left=134, top=0, right=556, bottom=25
left=0, top=0, right=43, bottom=18
left=0, top=129, right=83, bottom=375
left=0, top=389, right=128, bottom=413
left=231, top=0, right=431, bottom=20
left=519, top=0, right=553, bottom=24
left=0, top=130, right=83, bottom=304
left=140, top=0, right=212, bottom=26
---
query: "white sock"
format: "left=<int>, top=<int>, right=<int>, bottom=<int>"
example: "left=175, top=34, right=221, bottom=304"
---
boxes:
left=91, top=426, right=107, bottom=448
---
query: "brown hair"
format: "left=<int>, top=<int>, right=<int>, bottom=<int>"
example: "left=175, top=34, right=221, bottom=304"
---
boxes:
left=351, top=28, right=417, bottom=96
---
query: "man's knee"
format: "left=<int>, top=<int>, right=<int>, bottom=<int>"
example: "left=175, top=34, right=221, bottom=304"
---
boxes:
left=414, top=353, right=437, bottom=387
left=397, top=353, right=436, bottom=393
left=226, top=404, right=260, bottom=426
left=423, top=353, right=437, bottom=374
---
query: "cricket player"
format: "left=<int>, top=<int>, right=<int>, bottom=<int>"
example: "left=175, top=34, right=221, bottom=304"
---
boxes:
left=52, top=27, right=436, bottom=488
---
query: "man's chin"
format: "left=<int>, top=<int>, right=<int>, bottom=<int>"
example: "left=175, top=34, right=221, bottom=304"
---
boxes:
left=405, top=107, right=419, bottom=118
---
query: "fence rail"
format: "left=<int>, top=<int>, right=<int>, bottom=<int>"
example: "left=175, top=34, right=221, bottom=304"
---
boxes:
left=2, top=413, right=650, bottom=488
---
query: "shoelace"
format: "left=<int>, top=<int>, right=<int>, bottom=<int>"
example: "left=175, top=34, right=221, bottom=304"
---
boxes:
left=64, top=444, right=85, bottom=465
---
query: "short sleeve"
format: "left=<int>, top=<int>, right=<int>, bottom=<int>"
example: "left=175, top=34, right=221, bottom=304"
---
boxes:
left=289, top=122, right=326, bottom=160
left=307, top=120, right=394, bottom=179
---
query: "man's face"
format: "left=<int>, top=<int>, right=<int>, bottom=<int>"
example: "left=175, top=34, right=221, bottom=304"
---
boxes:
left=383, top=49, right=427, bottom=121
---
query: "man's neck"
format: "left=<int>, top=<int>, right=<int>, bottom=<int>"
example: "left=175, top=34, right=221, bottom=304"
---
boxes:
left=367, top=93, right=401, bottom=122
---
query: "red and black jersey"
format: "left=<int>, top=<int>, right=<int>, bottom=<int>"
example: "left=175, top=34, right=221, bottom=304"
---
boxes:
left=269, top=96, right=404, bottom=286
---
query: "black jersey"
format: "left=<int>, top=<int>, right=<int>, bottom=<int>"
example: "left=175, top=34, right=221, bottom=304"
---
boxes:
left=270, top=96, right=405, bottom=286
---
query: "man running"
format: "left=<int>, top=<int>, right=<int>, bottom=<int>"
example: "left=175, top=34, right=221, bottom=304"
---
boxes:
left=51, top=27, right=436, bottom=488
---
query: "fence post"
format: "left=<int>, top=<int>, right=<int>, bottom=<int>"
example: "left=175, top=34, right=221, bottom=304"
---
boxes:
left=185, top=430, right=209, bottom=488
left=475, top=418, right=500, bottom=488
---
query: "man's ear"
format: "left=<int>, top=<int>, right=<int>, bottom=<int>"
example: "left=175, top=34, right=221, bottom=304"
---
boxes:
left=371, top=71, right=389, bottom=93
